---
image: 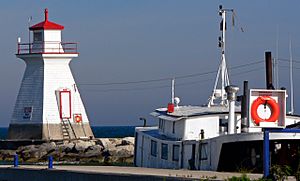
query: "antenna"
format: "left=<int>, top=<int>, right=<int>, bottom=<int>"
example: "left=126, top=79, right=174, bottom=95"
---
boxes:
left=28, top=16, right=32, bottom=43
left=171, top=78, right=175, bottom=104
left=208, top=5, right=234, bottom=107
left=289, top=36, right=294, bottom=114
left=275, top=25, right=279, bottom=88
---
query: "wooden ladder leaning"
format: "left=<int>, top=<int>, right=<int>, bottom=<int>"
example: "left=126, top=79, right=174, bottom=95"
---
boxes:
left=61, top=119, right=77, bottom=140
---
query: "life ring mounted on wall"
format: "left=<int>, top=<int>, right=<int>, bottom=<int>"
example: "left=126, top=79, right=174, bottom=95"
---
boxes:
left=251, top=96, right=280, bottom=126
left=74, top=114, right=82, bottom=123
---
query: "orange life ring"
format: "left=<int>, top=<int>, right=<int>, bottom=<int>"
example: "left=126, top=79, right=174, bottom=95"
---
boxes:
left=74, top=115, right=82, bottom=123
left=251, top=96, right=280, bottom=125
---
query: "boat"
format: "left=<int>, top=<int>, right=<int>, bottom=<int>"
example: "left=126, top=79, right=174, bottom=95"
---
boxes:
left=134, top=6, right=300, bottom=173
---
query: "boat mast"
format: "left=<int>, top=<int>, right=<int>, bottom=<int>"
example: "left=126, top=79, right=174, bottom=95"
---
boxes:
left=289, top=36, right=294, bottom=114
left=171, top=78, right=175, bottom=104
left=208, top=5, right=233, bottom=107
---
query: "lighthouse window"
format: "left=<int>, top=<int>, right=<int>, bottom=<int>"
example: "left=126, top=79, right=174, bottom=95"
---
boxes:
left=172, top=145, right=179, bottom=161
left=161, top=143, right=168, bottom=160
left=34, top=32, right=43, bottom=42
left=151, top=140, right=157, bottom=157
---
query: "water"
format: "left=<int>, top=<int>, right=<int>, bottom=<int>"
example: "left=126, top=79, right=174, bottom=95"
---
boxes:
left=92, top=126, right=136, bottom=138
left=0, top=126, right=136, bottom=139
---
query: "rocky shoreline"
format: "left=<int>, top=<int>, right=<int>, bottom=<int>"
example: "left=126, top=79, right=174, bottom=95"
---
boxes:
left=0, top=137, right=135, bottom=165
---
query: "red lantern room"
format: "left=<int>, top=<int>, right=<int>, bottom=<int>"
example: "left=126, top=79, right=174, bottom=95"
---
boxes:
left=17, top=8, right=77, bottom=54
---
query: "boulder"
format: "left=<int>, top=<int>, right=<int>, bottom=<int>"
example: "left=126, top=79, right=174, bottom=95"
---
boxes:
left=98, top=138, right=112, bottom=151
left=56, top=142, right=75, bottom=153
left=74, top=140, right=95, bottom=152
left=119, top=137, right=134, bottom=146
left=0, top=137, right=135, bottom=164
left=109, top=138, right=122, bottom=146
left=83, top=145, right=103, bottom=158
left=17, top=145, right=36, bottom=153
left=19, top=146, right=40, bottom=161
left=38, top=142, right=56, bottom=152
left=109, top=145, right=134, bottom=158
left=0, top=150, right=16, bottom=161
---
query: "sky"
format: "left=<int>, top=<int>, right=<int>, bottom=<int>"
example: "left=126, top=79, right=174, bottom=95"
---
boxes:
left=0, top=0, right=299, bottom=127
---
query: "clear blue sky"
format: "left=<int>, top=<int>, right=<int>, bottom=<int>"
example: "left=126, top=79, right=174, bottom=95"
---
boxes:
left=0, top=1, right=299, bottom=126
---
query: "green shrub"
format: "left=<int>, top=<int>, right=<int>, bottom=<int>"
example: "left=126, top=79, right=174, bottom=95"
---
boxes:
left=270, top=165, right=292, bottom=181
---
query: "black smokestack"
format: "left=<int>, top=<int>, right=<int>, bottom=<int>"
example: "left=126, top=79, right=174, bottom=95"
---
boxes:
left=241, top=80, right=248, bottom=132
left=265, top=52, right=274, bottom=90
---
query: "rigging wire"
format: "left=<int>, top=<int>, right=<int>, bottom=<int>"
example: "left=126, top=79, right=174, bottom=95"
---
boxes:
left=278, top=58, right=300, bottom=64
left=79, top=60, right=263, bottom=86
left=83, top=66, right=264, bottom=93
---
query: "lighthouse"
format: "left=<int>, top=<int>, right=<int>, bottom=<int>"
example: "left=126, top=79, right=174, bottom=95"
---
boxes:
left=8, top=9, right=94, bottom=140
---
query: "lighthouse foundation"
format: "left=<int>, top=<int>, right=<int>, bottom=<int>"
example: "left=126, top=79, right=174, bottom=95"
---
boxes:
left=8, top=123, right=94, bottom=140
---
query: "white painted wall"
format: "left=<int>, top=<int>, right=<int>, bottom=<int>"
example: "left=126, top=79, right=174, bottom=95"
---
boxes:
left=43, top=30, right=61, bottom=42
left=135, top=128, right=181, bottom=169
left=184, top=116, right=219, bottom=140
left=12, top=54, right=90, bottom=126
left=43, top=55, right=89, bottom=124
left=31, top=30, right=63, bottom=53
left=160, top=119, right=186, bottom=140
left=44, top=30, right=63, bottom=53
left=11, top=58, right=44, bottom=124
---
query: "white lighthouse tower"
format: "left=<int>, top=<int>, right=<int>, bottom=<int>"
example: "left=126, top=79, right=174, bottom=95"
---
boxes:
left=8, top=9, right=94, bottom=140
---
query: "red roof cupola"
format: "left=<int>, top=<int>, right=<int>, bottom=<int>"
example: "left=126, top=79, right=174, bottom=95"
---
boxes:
left=29, top=9, right=64, bottom=30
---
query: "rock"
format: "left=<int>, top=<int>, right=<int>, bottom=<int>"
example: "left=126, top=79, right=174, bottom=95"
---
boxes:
left=56, top=142, right=75, bottom=153
left=19, top=145, right=40, bottom=161
left=0, top=137, right=135, bottom=164
left=109, top=138, right=122, bottom=146
left=17, top=145, right=36, bottom=153
left=38, top=142, right=56, bottom=152
left=119, top=137, right=134, bottom=146
left=83, top=145, right=103, bottom=158
left=93, top=139, right=103, bottom=146
left=98, top=138, right=112, bottom=151
left=0, top=150, right=16, bottom=161
left=74, top=140, right=94, bottom=152
left=109, top=145, right=134, bottom=158
left=48, top=149, right=65, bottom=160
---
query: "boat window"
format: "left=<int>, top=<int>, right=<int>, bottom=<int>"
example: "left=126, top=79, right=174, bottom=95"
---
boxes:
left=151, top=140, right=157, bottom=157
left=159, top=119, right=165, bottom=132
left=159, top=119, right=164, bottom=131
left=219, top=118, right=228, bottom=134
left=172, top=145, right=179, bottom=161
left=199, top=143, right=208, bottom=160
left=161, top=143, right=168, bottom=160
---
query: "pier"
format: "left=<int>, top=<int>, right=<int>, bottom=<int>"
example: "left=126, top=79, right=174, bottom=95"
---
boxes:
left=0, top=165, right=268, bottom=181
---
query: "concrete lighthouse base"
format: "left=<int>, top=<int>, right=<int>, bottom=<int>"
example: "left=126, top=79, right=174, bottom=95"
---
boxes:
left=8, top=123, right=94, bottom=140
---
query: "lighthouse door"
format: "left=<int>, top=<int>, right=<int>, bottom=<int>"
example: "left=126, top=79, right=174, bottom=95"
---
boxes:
left=59, top=90, right=71, bottom=119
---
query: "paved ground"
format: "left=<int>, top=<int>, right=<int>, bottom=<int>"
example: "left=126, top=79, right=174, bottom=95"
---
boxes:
left=0, top=165, right=296, bottom=180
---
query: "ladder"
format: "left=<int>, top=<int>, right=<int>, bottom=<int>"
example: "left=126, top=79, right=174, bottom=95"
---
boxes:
left=61, top=119, right=77, bottom=140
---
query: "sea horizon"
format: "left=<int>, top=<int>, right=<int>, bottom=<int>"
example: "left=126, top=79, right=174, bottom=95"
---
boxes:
left=0, top=125, right=148, bottom=139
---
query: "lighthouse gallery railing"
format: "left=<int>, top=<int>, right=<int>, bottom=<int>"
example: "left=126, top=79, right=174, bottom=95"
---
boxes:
left=17, top=42, right=78, bottom=54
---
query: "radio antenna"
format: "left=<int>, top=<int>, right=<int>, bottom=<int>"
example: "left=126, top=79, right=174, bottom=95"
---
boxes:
left=208, top=5, right=234, bottom=107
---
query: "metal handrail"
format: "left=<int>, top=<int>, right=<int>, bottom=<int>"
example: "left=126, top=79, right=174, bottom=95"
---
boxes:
left=17, top=41, right=78, bottom=54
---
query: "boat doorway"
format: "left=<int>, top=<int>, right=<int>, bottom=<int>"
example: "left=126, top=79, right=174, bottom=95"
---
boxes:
left=217, top=140, right=300, bottom=173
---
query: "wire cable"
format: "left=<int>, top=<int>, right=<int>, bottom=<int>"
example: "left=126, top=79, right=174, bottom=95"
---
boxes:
left=79, top=60, right=263, bottom=86
left=82, top=66, right=264, bottom=93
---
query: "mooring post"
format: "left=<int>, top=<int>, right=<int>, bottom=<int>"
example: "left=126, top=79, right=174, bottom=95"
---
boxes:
left=263, top=129, right=270, bottom=178
left=48, top=156, right=53, bottom=169
left=13, top=154, right=18, bottom=167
